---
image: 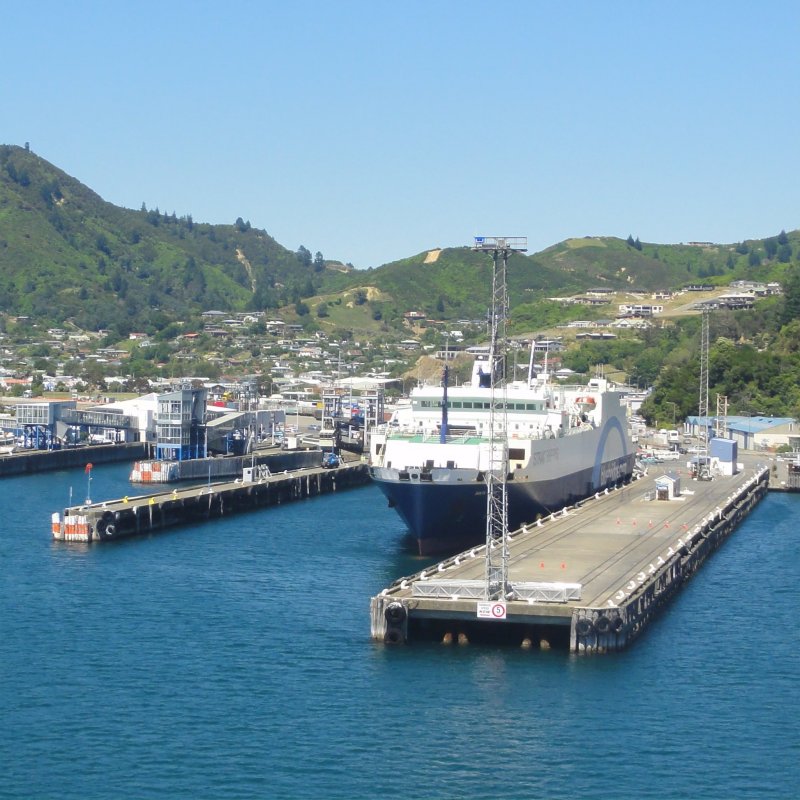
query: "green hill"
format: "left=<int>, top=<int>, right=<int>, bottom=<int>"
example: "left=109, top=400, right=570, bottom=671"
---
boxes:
left=0, top=144, right=337, bottom=335
left=533, top=232, right=800, bottom=290
left=316, top=246, right=585, bottom=327
left=2, top=143, right=799, bottom=338
left=313, top=231, right=800, bottom=332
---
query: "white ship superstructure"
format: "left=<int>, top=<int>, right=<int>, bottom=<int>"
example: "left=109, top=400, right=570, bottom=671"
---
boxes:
left=369, top=358, right=634, bottom=554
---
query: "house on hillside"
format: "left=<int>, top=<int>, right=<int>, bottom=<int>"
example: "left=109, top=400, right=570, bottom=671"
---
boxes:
left=618, top=303, right=664, bottom=317
left=716, top=293, right=755, bottom=310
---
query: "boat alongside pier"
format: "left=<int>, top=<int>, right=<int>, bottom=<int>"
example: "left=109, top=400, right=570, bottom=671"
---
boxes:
left=129, top=448, right=321, bottom=483
left=371, top=457, right=770, bottom=653
left=52, top=460, right=369, bottom=542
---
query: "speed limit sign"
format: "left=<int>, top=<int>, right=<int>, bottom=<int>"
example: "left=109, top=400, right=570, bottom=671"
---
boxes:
left=477, top=601, right=507, bottom=620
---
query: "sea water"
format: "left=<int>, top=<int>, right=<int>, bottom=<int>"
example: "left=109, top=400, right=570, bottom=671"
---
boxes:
left=1, top=463, right=798, bottom=799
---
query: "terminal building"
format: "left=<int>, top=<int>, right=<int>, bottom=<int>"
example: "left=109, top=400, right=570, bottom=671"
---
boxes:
left=1, top=385, right=286, bottom=459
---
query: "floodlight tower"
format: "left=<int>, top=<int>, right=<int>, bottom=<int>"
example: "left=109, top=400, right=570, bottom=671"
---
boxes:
left=471, top=236, right=527, bottom=600
left=715, top=394, right=729, bottom=439
left=697, top=308, right=711, bottom=479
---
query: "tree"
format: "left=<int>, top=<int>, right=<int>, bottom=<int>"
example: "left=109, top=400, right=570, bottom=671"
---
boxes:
left=748, top=250, right=761, bottom=267
left=317, top=302, right=329, bottom=318
left=626, top=234, right=635, bottom=247
left=295, top=300, right=310, bottom=316
left=634, top=237, right=642, bottom=251
left=780, top=265, right=800, bottom=326
left=313, top=251, right=325, bottom=272
left=96, top=234, right=111, bottom=255
left=777, top=243, right=792, bottom=263
left=778, top=229, right=789, bottom=246
left=297, top=245, right=312, bottom=267
left=764, top=238, right=778, bottom=259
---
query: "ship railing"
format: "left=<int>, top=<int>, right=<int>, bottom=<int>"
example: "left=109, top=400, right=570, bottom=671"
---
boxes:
left=385, top=429, right=484, bottom=444
left=411, top=579, right=582, bottom=603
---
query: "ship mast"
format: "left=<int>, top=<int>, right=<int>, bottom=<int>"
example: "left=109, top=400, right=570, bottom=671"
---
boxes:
left=472, top=236, right=527, bottom=600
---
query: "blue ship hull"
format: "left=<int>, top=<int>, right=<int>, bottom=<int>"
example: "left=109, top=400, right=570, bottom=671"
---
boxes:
left=371, top=453, right=636, bottom=556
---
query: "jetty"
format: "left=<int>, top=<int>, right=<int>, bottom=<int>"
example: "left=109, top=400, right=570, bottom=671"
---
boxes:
left=52, top=460, right=369, bottom=542
left=370, top=457, right=769, bottom=653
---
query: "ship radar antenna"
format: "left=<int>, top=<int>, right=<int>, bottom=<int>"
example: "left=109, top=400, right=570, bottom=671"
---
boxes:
left=471, top=236, right=527, bottom=600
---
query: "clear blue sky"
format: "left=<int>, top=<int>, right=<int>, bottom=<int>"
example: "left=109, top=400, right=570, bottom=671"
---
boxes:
left=4, top=0, right=799, bottom=268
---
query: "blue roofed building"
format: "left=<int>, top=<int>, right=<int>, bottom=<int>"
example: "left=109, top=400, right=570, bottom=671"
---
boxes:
left=685, top=415, right=798, bottom=451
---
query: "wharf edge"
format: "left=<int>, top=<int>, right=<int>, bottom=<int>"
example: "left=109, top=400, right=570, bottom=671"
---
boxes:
left=1, top=442, right=148, bottom=477
left=52, top=461, right=369, bottom=542
left=371, top=461, right=770, bottom=653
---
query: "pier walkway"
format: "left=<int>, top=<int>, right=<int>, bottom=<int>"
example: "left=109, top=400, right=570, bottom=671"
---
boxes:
left=53, top=460, right=369, bottom=543
left=371, top=457, right=769, bottom=653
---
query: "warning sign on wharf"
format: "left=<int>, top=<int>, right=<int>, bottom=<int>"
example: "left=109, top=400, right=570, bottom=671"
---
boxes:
left=477, top=601, right=507, bottom=620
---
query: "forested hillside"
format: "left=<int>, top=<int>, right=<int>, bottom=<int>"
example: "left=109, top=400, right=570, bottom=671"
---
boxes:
left=553, top=271, right=800, bottom=424
left=0, top=145, right=339, bottom=336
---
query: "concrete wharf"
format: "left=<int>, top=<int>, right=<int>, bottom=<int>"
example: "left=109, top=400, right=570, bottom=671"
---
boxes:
left=1, top=442, right=149, bottom=478
left=52, top=460, right=369, bottom=543
left=371, top=458, right=770, bottom=653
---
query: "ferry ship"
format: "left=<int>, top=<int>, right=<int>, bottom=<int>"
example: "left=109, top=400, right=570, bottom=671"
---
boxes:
left=368, top=358, right=635, bottom=555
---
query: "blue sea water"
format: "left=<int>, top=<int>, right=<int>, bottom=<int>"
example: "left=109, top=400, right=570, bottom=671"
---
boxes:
left=1, top=463, right=798, bottom=800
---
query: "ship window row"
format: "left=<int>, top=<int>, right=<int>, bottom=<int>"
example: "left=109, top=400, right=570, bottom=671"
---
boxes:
left=415, top=400, right=542, bottom=411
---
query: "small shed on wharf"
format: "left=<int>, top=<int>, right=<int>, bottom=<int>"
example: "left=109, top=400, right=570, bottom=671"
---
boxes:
left=654, top=472, right=680, bottom=500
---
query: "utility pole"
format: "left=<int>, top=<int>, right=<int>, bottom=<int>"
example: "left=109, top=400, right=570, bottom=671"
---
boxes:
left=472, top=236, right=527, bottom=600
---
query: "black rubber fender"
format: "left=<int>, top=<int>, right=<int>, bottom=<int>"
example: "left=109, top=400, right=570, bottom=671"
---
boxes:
left=575, top=617, right=594, bottom=637
left=611, top=616, right=624, bottom=633
left=384, top=628, right=404, bottom=645
left=384, top=602, right=406, bottom=625
left=106, top=524, right=116, bottom=536
left=95, top=510, right=113, bottom=537
left=594, top=615, right=611, bottom=635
